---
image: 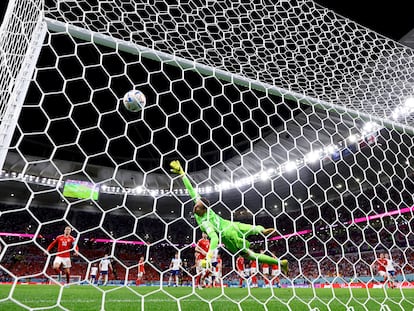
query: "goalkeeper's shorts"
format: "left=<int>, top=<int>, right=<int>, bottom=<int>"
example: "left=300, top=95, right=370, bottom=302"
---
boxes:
left=221, top=222, right=264, bottom=253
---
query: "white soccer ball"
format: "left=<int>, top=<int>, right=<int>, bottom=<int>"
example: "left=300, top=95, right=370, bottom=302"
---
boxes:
left=122, top=90, right=146, bottom=112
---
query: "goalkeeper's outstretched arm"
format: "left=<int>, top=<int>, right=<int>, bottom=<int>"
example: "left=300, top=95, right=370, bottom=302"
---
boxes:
left=170, top=160, right=217, bottom=262
left=170, top=160, right=199, bottom=203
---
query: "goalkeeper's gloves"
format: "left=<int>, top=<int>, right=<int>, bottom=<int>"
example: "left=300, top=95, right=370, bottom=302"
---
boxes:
left=170, top=160, right=185, bottom=175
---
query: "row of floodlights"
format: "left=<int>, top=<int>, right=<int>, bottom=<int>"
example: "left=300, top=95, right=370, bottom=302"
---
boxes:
left=96, top=122, right=381, bottom=196
left=392, top=97, right=414, bottom=120
left=0, top=122, right=381, bottom=197
left=0, top=171, right=62, bottom=187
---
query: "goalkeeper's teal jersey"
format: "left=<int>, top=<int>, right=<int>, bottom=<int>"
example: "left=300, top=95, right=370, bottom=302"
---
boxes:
left=194, top=208, right=231, bottom=234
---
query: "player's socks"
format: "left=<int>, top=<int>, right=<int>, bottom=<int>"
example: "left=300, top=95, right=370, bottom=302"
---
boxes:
left=54, top=268, right=61, bottom=281
left=195, top=274, right=201, bottom=287
left=66, top=272, right=70, bottom=284
left=248, top=252, right=278, bottom=265
left=252, top=275, right=257, bottom=287
left=247, top=252, right=289, bottom=275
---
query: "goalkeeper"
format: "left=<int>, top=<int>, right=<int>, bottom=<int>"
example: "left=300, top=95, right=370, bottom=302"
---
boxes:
left=170, top=160, right=288, bottom=275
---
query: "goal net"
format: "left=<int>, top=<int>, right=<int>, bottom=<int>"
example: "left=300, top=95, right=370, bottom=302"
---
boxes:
left=1, top=0, right=414, bottom=310
left=49, top=274, right=82, bottom=285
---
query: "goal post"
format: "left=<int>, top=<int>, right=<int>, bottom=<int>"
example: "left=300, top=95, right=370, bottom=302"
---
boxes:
left=0, top=0, right=46, bottom=170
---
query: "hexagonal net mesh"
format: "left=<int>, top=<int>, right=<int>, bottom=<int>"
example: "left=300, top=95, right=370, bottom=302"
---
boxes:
left=0, top=0, right=414, bottom=310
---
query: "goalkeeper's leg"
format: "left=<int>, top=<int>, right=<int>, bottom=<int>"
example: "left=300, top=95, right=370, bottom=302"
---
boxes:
left=222, top=226, right=289, bottom=275
left=235, top=222, right=277, bottom=238
left=244, top=250, right=288, bottom=275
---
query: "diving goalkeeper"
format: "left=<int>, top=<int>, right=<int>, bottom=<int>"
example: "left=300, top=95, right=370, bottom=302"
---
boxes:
left=170, top=160, right=288, bottom=275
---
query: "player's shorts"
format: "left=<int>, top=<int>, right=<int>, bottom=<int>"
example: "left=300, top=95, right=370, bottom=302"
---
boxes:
left=262, top=267, right=269, bottom=275
left=171, top=269, right=180, bottom=276
left=53, top=256, right=71, bottom=269
left=100, top=270, right=109, bottom=275
left=196, top=265, right=202, bottom=274
left=90, top=275, right=97, bottom=280
left=272, top=269, right=280, bottom=277
left=213, top=270, right=222, bottom=278
left=378, top=270, right=386, bottom=277
left=237, top=270, right=247, bottom=278
left=138, top=272, right=144, bottom=278
left=221, top=223, right=264, bottom=254
left=387, top=270, right=395, bottom=277
left=250, top=268, right=257, bottom=274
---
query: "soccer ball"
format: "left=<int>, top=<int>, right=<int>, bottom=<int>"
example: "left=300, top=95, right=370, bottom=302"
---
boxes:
left=122, top=90, right=146, bottom=112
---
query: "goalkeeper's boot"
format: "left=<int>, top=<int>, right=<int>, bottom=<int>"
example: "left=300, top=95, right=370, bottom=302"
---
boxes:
left=281, top=260, right=289, bottom=275
left=262, top=228, right=277, bottom=238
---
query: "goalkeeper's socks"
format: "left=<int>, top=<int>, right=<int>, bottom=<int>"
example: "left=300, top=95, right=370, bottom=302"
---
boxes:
left=253, top=252, right=279, bottom=265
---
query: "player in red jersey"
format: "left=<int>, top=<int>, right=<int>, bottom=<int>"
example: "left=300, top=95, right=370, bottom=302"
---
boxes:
left=137, top=256, right=145, bottom=286
left=46, top=226, right=79, bottom=284
left=271, top=252, right=281, bottom=287
left=236, top=255, right=246, bottom=288
left=250, top=259, right=258, bottom=287
left=260, top=250, right=270, bottom=288
left=195, top=232, right=210, bottom=288
left=374, top=253, right=388, bottom=283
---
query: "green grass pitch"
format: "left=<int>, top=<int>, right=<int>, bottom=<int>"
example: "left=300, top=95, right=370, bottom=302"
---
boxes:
left=0, top=285, right=413, bottom=311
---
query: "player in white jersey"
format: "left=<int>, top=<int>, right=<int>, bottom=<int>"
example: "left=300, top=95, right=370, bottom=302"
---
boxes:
left=212, top=253, right=222, bottom=287
left=384, top=253, right=396, bottom=289
left=89, top=264, right=98, bottom=284
left=168, top=252, right=182, bottom=287
left=98, top=254, right=113, bottom=286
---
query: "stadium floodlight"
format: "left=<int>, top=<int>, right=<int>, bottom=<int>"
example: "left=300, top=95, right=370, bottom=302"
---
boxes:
left=404, top=97, right=414, bottom=109
left=324, top=144, right=338, bottom=155
left=304, top=150, right=321, bottom=163
left=260, top=171, right=270, bottom=181
left=361, top=121, right=380, bottom=135
left=284, top=161, right=298, bottom=172
left=348, top=134, right=359, bottom=143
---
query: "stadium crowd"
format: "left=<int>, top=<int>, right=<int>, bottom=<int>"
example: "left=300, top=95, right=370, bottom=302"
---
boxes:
left=1, top=199, right=413, bottom=285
